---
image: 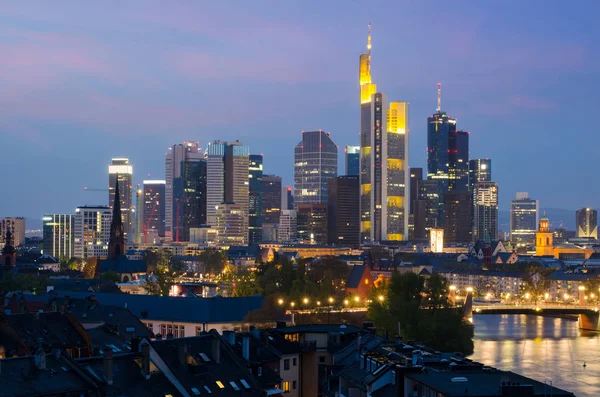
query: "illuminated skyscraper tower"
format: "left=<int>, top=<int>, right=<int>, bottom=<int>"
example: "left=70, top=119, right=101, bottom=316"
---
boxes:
left=359, top=24, right=409, bottom=242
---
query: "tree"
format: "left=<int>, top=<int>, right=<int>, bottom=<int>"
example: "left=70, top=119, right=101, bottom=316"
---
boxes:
left=523, top=266, right=552, bottom=303
left=423, top=273, right=450, bottom=310
left=0, top=273, right=48, bottom=297
left=144, top=252, right=176, bottom=296
left=100, top=271, right=121, bottom=283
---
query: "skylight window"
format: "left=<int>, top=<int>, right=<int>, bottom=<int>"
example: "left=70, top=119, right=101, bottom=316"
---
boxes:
left=199, top=352, right=211, bottom=362
left=240, top=379, right=251, bottom=390
left=191, top=388, right=201, bottom=396
left=216, top=381, right=225, bottom=389
left=203, top=385, right=212, bottom=394
left=230, top=381, right=240, bottom=391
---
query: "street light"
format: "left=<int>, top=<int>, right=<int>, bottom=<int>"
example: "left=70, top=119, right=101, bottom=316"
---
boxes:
left=328, top=297, right=334, bottom=304
left=278, top=298, right=284, bottom=305
left=303, top=298, right=309, bottom=305
left=291, top=302, right=295, bottom=308
left=317, top=301, right=321, bottom=306
left=525, top=293, right=530, bottom=300
left=354, top=296, right=360, bottom=303
left=544, top=293, right=549, bottom=300
left=343, top=299, right=349, bottom=306
left=378, top=295, right=384, bottom=302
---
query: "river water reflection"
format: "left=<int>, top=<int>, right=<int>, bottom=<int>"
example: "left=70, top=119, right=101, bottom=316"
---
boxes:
left=470, top=314, right=600, bottom=396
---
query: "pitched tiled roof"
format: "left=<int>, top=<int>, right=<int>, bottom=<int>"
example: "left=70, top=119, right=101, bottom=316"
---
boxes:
left=99, top=255, right=147, bottom=274
left=347, top=265, right=367, bottom=288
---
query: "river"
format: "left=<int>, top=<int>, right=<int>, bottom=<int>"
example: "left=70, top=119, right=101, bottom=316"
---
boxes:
left=470, top=314, right=600, bottom=396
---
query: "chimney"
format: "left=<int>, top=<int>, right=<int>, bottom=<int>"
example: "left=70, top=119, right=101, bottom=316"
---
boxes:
left=141, top=343, right=150, bottom=379
left=178, top=343, right=188, bottom=365
left=212, top=336, right=221, bottom=364
left=35, top=338, right=46, bottom=370
left=103, top=349, right=114, bottom=386
left=242, top=335, right=250, bottom=361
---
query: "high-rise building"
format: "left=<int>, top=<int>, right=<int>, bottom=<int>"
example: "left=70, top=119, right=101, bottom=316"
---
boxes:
left=108, top=158, right=133, bottom=237
left=141, top=180, right=166, bottom=243
left=448, top=130, right=469, bottom=192
left=327, top=176, right=359, bottom=246
left=443, top=191, right=472, bottom=244
left=473, top=181, right=499, bottom=241
left=0, top=217, right=25, bottom=247
left=294, top=130, right=338, bottom=205
left=42, top=214, right=74, bottom=259
left=278, top=210, right=297, bottom=243
left=215, top=203, right=246, bottom=246
left=510, top=192, right=539, bottom=246
left=427, top=89, right=457, bottom=194
left=297, top=204, right=327, bottom=244
left=409, top=168, right=423, bottom=240
left=262, top=175, right=282, bottom=226
left=468, top=159, right=492, bottom=192
left=358, top=25, right=409, bottom=242
left=417, top=180, right=441, bottom=238
left=248, top=154, right=264, bottom=244
left=206, top=141, right=249, bottom=245
left=345, top=145, right=360, bottom=176
left=73, top=206, right=112, bottom=259
left=173, top=159, right=207, bottom=242
left=576, top=208, right=598, bottom=239
left=286, top=186, right=294, bottom=210
left=165, top=142, right=203, bottom=241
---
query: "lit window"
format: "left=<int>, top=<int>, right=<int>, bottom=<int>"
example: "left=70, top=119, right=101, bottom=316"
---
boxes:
left=283, top=382, right=290, bottom=392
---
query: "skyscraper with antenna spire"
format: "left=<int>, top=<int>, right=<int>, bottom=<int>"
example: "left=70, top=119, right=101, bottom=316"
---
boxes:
left=359, top=24, right=409, bottom=242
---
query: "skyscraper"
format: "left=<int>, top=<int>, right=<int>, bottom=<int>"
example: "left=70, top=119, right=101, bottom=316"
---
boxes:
left=468, top=159, right=492, bottom=192
left=278, top=210, right=297, bottom=243
left=510, top=192, right=539, bottom=246
left=73, top=206, right=112, bottom=259
left=206, top=141, right=249, bottom=245
left=173, top=159, right=207, bottom=242
left=417, top=179, right=441, bottom=238
left=345, top=145, right=360, bottom=176
left=42, top=214, right=74, bottom=259
left=448, top=130, right=469, bottom=192
left=165, top=142, right=203, bottom=241
left=108, top=158, right=133, bottom=237
left=576, top=208, right=598, bottom=238
left=359, top=25, right=409, bottom=242
left=142, top=180, right=166, bottom=243
left=248, top=154, right=264, bottom=244
left=215, top=203, right=246, bottom=246
left=294, top=130, right=338, bottom=205
left=473, top=181, right=499, bottom=241
left=409, top=168, right=423, bottom=240
left=443, top=191, right=472, bottom=244
left=0, top=217, right=25, bottom=248
left=327, top=176, right=359, bottom=246
left=296, top=204, right=327, bottom=244
left=427, top=85, right=457, bottom=194
left=261, top=175, right=282, bottom=226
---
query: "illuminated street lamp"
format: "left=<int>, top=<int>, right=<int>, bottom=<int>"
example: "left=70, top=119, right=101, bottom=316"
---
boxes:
left=317, top=301, right=321, bottom=306
left=278, top=298, right=284, bottom=305
left=328, top=297, right=334, bottom=304
left=343, top=299, right=349, bottom=306
left=354, top=296, right=360, bottom=303
left=290, top=302, right=295, bottom=308
left=579, top=285, right=586, bottom=306
left=378, top=295, right=384, bottom=302
left=525, top=293, right=530, bottom=300
left=544, top=293, right=549, bottom=301
left=303, top=298, right=309, bottom=306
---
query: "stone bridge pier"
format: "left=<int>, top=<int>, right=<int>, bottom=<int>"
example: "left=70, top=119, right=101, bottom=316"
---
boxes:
left=579, top=311, right=600, bottom=331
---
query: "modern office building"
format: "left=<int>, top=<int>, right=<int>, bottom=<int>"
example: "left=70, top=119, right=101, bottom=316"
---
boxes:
left=108, top=158, right=133, bottom=237
left=473, top=182, right=499, bottom=241
left=141, top=180, right=166, bottom=243
left=443, top=192, right=472, bottom=244
left=73, top=206, right=112, bottom=259
left=0, top=217, right=25, bottom=247
left=278, top=210, right=297, bottom=243
left=576, top=207, right=598, bottom=239
left=261, top=175, right=282, bottom=226
left=345, top=145, right=360, bottom=176
left=510, top=192, right=539, bottom=246
left=42, top=214, right=74, bottom=259
left=359, top=25, right=409, bottom=242
left=286, top=186, right=294, bottom=210
left=468, top=159, right=492, bottom=192
left=165, top=142, right=204, bottom=241
left=248, top=154, right=264, bottom=244
left=417, top=179, right=441, bottom=238
left=327, top=176, right=359, bottom=246
left=409, top=168, right=423, bottom=240
left=215, top=203, right=246, bottom=246
left=296, top=204, right=328, bottom=244
left=294, top=130, right=338, bottom=205
left=173, top=159, right=207, bottom=242
left=448, top=130, right=469, bottom=192
left=206, top=140, right=249, bottom=245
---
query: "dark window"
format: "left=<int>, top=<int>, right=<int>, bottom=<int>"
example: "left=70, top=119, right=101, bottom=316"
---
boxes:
left=293, top=357, right=297, bottom=366
left=319, top=356, right=326, bottom=364
left=293, top=381, right=297, bottom=390
left=284, top=359, right=290, bottom=370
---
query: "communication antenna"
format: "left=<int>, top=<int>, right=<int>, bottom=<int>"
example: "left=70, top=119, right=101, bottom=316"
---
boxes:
left=437, top=83, right=441, bottom=112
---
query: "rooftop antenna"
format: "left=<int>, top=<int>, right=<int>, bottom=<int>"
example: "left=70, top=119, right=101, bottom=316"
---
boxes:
left=437, top=83, right=441, bottom=112
left=367, top=22, right=372, bottom=54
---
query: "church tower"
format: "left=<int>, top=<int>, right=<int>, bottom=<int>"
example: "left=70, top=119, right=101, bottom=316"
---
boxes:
left=1, top=227, right=17, bottom=267
left=535, top=216, right=554, bottom=256
left=108, top=173, right=125, bottom=260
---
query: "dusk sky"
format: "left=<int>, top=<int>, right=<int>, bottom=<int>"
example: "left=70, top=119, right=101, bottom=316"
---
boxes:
left=1, top=1, right=599, bottom=226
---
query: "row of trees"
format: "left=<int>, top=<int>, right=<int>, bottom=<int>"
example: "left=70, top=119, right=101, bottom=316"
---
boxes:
left=369, top=272, right=474, bottom=354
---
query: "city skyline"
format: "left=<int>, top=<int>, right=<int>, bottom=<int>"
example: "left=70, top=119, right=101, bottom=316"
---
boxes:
left=1, top=2, right=600, bottom=221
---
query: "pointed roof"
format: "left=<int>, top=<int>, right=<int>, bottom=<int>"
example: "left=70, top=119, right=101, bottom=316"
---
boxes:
left=2, top=228, right=16, bottom=255
left=112, top=173, right=122, bottom=223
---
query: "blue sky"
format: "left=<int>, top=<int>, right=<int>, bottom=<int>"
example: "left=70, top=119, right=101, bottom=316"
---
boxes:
left=1, top=1, right=598, bottom=223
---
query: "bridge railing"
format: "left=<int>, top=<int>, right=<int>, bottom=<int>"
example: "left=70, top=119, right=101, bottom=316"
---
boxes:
left=473, top=304, right=600, bottom=311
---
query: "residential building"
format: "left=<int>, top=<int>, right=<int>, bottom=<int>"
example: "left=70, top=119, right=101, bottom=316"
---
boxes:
left=510, top=192, right=539, bottom=246
left=443, top=191, right=472, bottom=244
left=165, top=141, right=203, bottom=240
left=215, top=203, right=247, bottom=246
left=468, top=158, right=492, bottom=192
left=206, top=140, right=249, bottom=245
left=249, top=154, right=264, bottom=244
left=108, top=158, right=133, bottom=237
left=296, top=204, right=327, bottom=244
left=42, top=214, right=74, bottom=259
left=359, top=27, right=409, bottom=242
left=472, top=181, right=498, bottom=241
left=344, top=144, right=360, bottom=176
left=141, top=180, right=166, bottom=242
left=278, top=210, right=297, bottom=243
left=0, top=217, right=25, bottom=247
left=294, top=130, right=338, bottom=205
left=327, top=176, right=359, bottom=246
left=174, top=158, right=207, bottom=242
left=73, top=206, right=112, bottom=259
left=576, top=207, right=598, bottom=238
